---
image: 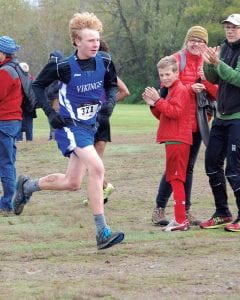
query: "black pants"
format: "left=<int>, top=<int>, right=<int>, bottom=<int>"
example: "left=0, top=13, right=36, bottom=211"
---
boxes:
left=156, top=132, right=202, bottom=211
left=205, top=118, right=240, bottom=218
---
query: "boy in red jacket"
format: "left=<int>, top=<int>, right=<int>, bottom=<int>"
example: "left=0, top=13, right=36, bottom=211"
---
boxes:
left=143, top=55, right=192, bottom=231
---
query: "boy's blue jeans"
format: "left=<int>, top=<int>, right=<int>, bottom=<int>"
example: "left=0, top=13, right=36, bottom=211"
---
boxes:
left=0, top=120, right=22, bottom=211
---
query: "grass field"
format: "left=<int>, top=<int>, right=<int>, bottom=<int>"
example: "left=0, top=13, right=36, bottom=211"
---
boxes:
left=0, top=104, right=239, bottom=299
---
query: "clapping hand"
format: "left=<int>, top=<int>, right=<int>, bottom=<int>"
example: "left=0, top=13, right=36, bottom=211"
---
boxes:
left=142, top=87, right=160, bottom=106
left=203, top=46, right=220, bottom=66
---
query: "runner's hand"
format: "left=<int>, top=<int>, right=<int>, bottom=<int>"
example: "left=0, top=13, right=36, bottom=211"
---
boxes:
left=100, top=102, right=114, bottom=117
left=48, top=110, right=66, bottom=129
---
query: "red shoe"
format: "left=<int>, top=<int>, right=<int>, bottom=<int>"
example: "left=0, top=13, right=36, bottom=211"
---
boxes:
left=200, top=216, right=232, bottom=229
left=162, top=219, right=190, bottom=232
left=224, top=219, right=240, bottom=232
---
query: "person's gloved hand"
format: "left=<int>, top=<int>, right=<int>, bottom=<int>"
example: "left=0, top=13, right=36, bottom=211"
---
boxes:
left=47, top=110, right=66, bottom=129
left=100, top=102, right=114, bottom=117
left=97, top=112, right=109, bottom=127
left=160, top=87, right=168, bottom=98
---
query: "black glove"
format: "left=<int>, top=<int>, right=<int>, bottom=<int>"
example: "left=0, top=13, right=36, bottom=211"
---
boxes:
left=97, top=112, right=110, bottom=127
left=100, top=102, right=114, bottom=117
left=48, top=110, right=66, bottom=129
left=160, top=87, right=168, bottom=99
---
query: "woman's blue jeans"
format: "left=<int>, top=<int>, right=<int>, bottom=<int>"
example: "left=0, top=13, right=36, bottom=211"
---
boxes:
left=0, top=120, right=22, bottom=211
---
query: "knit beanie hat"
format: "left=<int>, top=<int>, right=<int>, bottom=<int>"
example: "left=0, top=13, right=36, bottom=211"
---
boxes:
left=184, top=26, right=208, bottom=44
left=0, top=36, right=20, bottom=55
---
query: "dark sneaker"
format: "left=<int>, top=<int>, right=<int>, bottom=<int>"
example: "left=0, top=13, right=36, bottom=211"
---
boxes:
left=96, top=227, right=124, bottom=250
left=186, top=210, right=201, bottom=226
left=162, top=219, right=190, bottom=232
left=200, top=216, right=232, bottom=229
left=12, top=175, right=31, bottom=215
left=152, top=207, right=169, bottom=226
left=224, top=218, right=240, bottom=232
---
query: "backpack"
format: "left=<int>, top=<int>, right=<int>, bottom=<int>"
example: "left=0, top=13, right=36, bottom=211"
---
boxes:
left=177, top=49, right=216, bottom=108
left=177, top=50, right=187, bottom=72
left=1, top=61, right=37, bottom=114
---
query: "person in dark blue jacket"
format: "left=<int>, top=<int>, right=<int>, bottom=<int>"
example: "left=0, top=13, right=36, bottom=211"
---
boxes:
left=16, top=62, right=37, bottom=142
left=45, top=50, right=64, bottom=140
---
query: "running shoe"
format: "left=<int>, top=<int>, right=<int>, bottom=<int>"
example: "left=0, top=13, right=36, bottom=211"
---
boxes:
left=162, top=219, right=190, bottom=232
left=12, top=175, right=31, bottom=215
left=103, top=183, right=115, bottom=204
left=83, top=183, right=115, bottom=206
left=200, top=216, right=232, bottom=229
left=224, top=218, right=240, bottom=232
left=96, top=226, right=124, bottom=250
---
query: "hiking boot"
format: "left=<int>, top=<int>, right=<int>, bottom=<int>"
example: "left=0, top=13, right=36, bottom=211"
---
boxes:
left=224, top=218, right=240, bottom=232
left=0, top=200, right=13, bottom=214
left=162, top=219, right=190, bottom=232
left=12, top=175, right=31, bottom=215
left=96, top=226, right=125, bottom=250
left=186, top=210, right=201, bottom=226
left=103, top=183, right=115, bottom=204
left=200, top=215, right=233, bottom=229
left=152, top=207, right=169, bottom=226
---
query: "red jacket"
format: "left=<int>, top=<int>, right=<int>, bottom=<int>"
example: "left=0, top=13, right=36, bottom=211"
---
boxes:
left=151, top=79, right=192, bottom=145
left=0, top=57, right=22, bottom=120
left=174, top=49, right=218, bottom=132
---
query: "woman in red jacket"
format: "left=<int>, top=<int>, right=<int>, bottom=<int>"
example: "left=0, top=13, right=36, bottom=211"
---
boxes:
left=143, top=55, right=192, bottom=231
left=152, top=26, right=218, bottom=226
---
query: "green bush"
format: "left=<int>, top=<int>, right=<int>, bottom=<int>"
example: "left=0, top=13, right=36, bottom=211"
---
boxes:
left=121, top=78, right=157, bottom=104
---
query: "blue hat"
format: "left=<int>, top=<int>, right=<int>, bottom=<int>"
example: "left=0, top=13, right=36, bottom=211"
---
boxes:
left=0, top=36, right=20, bottom=55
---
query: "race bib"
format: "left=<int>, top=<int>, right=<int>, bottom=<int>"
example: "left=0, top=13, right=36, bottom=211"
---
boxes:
left=77, top=103, right=99, bottom=120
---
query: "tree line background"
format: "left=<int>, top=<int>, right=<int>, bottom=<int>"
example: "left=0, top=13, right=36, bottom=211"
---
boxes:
left=1, top=0, right=239, bottom=102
